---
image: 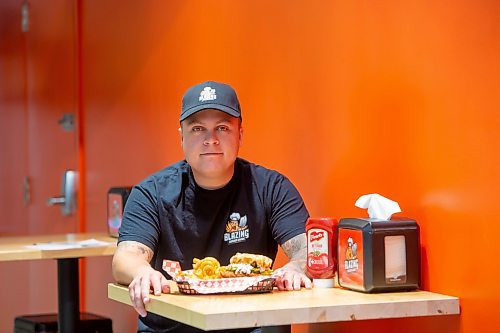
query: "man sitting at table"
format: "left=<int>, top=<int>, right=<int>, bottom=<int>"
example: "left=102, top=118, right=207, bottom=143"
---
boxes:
left=112, top=81, right=311, bottom=333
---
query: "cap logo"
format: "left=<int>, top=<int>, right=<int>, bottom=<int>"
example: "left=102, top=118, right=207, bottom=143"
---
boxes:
left=199, top=86, right=217, bottom=102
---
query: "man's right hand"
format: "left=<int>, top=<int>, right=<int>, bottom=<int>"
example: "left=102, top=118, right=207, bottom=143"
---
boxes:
left=128, top=265, right=170, bottom=317
left=112, top=240, right=170, bottom=317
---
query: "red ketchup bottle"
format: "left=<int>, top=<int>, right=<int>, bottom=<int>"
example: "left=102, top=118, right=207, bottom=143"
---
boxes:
left=306, top=217, right=338, bottom=288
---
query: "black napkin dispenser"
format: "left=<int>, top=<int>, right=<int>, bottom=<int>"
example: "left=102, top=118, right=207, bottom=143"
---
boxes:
left=337, top=217, right=420, bottom=292
left=107, top=187, right=132, bottom=237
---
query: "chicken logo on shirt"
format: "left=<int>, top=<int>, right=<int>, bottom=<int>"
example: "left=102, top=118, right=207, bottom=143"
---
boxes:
left=224, top=212, right=249, bottom=245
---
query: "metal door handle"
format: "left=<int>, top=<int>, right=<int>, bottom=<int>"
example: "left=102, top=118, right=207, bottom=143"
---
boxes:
left=47, top=170, right=78, bottom=216
left=47, top=197, right=66, bottom=205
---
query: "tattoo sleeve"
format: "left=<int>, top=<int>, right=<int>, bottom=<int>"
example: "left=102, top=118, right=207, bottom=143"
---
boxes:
left=117, top=240, right=154, bottom=262
left=281, top=233, right=307, bottom=273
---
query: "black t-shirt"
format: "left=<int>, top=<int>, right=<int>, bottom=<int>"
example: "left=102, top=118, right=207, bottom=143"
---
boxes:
left=119, top=158, right=309, bottom=332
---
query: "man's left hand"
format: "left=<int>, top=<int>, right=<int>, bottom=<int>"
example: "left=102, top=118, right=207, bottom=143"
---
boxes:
left=276, top=233, right=312, bottom=290
left=274, top=267, right=312, bottom=291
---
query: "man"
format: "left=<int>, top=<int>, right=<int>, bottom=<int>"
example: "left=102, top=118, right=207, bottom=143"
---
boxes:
left=112, top=81, right=311, bottom=333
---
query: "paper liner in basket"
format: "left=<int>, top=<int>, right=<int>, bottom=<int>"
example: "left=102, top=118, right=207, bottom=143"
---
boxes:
left=162, top=259, right=275, bottom=294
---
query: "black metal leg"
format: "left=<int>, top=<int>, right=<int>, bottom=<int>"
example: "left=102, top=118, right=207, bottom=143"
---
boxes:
left=57, top=258, right=80, bottom=333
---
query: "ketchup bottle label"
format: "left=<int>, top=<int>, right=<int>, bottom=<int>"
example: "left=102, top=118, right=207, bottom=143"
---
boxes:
left=307, top=228, right=329, bottom=270
left=306, top=217, right=337, bottom=280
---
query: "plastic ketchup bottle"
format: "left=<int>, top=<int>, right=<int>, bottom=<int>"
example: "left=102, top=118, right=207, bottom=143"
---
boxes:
left=306, top=217, right=338, bottom=288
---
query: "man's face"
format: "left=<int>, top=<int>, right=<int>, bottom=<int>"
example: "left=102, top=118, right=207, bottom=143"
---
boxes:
left=180, top=109, right=242, bottom=186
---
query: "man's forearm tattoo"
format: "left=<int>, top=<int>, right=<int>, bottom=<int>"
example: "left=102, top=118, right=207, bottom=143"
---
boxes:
left=282, top=233, right=307, bottom=260
left=120, top=241, right=153, bottom=262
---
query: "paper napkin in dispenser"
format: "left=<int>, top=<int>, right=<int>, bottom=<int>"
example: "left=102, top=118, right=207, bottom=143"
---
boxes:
left=355, top=193, right=401, bottom=220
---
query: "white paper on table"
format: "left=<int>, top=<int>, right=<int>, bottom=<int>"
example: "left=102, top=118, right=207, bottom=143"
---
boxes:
left=25, top=238, right=111, bottom=250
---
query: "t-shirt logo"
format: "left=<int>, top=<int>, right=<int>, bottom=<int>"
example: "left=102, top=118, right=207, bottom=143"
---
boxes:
left=199, top=86, right=216, bottom=102
left=224, top=212, right=249, bottom=244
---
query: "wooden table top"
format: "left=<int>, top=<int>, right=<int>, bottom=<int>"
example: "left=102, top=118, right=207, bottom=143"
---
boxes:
left=108, top=283, right=460, bottom=330
left=0, top=232, right=117, bottom=261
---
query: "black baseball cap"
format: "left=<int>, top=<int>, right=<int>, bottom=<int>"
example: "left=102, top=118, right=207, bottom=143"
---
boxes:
left=180, top=81, right=241, bottom=122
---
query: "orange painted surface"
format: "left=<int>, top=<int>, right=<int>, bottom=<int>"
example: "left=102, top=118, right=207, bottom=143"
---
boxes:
left=0, top=0, right=80, bottom=331
left=2, top=1, right=499, bottom=332
left=0, top=2, right=31, bottom=329
left=0, top=0, right=28, bottom=236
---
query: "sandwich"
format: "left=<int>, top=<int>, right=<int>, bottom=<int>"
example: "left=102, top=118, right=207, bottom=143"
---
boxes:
left=219, top=252, right=274, bottom=277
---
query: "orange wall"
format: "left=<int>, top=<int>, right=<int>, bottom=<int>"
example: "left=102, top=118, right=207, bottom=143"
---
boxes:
left=1, top=1, right=498, bottom=332
left=1, top=1, right=78, bottom=331
left=0, top=1, right=28, bottom=235
left=81, top=1, right=499, bottom=332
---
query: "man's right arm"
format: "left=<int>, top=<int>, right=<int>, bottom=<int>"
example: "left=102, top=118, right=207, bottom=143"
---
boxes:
left=112, top=240, right=153, bottom=284
left=112, top=240, right=170, bottom=317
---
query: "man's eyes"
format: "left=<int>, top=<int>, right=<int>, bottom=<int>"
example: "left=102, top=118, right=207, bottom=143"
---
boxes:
left=191, top=126, right=229, bottom=132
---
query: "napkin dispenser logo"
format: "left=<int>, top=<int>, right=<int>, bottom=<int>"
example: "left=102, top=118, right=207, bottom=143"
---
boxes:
left=107, top=187, right=132, bottom=238
left=344, top=237, right=359, bottom=272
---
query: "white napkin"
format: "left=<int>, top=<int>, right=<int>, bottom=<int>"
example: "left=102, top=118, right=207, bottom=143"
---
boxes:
left=26, top=238, right=111, bottom=250
left=384, top=235, right=407, bottom=280
left=355, top=193, right=401, bottom=220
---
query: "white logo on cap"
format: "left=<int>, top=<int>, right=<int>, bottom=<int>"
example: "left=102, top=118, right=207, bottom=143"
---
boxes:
left=199, top=87, right=216, bottom=102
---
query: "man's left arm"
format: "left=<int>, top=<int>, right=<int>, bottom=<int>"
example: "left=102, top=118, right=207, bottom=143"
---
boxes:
left=275, top=233, right=312, bottom=290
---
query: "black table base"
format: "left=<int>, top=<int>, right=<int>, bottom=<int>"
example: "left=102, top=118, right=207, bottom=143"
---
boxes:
left=57, top=258, right=80, bottom=333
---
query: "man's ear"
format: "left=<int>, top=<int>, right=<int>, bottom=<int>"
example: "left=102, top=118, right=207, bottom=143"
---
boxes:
left=239, top=126, right=243, bottom=146
left=178, top=127, right=183, bottom=146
